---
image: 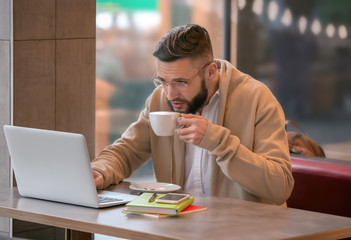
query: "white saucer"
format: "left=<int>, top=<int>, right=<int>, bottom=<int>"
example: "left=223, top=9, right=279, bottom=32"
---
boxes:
left=129, top=182, right=181, bottom=193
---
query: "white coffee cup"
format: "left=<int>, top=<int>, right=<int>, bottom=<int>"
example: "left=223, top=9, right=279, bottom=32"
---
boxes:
left=149, top=111, right=181, bottom=136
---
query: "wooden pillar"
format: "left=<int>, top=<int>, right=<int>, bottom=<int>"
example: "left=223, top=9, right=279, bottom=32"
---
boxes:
left=0, top=0, right=96, bottom=238
left=13, top=0, right=96, bottom=158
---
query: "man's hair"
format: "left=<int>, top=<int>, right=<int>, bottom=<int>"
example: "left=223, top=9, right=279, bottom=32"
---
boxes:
left=153, top=24, right=214, bottom=63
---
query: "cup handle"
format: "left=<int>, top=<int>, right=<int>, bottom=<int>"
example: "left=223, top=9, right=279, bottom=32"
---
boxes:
left=177, top=116, right=185, bottom=129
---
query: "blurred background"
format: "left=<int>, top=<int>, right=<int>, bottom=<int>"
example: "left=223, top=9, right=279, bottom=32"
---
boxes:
left=95, top=0, right=351, bottom=180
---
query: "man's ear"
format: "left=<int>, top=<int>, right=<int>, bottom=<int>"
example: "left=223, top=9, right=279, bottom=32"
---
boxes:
left=207, top=62, right=218, bottom=79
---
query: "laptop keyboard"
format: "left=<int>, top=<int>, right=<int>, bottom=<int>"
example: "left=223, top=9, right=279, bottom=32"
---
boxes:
left=98, top=195, right=123, bottom=203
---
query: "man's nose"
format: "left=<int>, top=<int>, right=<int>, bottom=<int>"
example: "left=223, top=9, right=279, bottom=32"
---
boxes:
left=165, top=84, right=179, bottom=100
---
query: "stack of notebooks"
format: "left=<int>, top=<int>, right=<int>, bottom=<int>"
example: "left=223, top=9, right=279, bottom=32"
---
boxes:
left=123, top=192, right=207, bottom=218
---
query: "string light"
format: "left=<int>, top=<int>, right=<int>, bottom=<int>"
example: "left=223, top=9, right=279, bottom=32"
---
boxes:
left=311, top=19, right=322, bottom=35
left=281, top=8, right=292, bottom=27
left=239, top=0, right=349, bottom=41
left=298, top=16, right=308, bottom=34
left=268, top=1, right=279, bottom=21
left=252, top=0, right=264, bottom=15
left=338, top=25, right=348, bottom=39
left=238, top=0, right=246, bottom=10
left=326, top=24, right=335, bottom=38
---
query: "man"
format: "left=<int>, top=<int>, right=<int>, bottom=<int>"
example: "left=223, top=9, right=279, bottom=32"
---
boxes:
left=92, top=24, right=294, bottom=205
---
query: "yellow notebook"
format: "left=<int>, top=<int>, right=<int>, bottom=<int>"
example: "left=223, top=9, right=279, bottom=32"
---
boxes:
left=122, top=205, right=207, bottom=218
left=125, top=193, right=194, bottom=215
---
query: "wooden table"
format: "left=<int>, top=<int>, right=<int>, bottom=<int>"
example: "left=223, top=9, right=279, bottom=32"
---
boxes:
left=1, top=182, right=351, bottom=240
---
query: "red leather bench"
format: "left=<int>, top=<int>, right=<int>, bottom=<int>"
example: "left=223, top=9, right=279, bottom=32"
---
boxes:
left=287, top=156, right=351, bottom=217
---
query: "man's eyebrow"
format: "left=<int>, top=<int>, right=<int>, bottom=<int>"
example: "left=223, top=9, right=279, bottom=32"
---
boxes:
left=155, top=76, right=165, bottom=81
left=157, top=76, right=188, bottom=82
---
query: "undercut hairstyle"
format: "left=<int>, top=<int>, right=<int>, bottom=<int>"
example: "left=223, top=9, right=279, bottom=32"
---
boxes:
left=153, top=24, right=214, bottom=63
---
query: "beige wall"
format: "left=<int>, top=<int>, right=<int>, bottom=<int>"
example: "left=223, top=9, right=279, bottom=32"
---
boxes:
left=0, top=0, right=96, bottom=237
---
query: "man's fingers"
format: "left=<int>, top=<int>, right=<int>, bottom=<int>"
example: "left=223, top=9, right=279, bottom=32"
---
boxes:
left=92, top=170, right=104, bottom=189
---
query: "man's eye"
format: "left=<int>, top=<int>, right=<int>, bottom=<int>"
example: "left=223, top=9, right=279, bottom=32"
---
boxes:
left=174, top=82, right=186, bottom=86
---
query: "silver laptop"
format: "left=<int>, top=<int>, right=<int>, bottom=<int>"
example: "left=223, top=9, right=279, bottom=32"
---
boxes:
left=3, top=125, right=136, bottom=208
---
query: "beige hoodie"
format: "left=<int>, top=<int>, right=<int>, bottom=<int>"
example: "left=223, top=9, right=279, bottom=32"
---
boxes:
left=91, top=59, right=294, bottom=205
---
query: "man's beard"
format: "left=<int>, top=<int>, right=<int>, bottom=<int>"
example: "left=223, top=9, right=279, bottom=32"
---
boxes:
left=167, top=78, right=208, bottom=114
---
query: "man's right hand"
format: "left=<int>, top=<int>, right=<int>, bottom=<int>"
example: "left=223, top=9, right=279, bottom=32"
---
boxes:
left=92, top=170, right=104, bottom=189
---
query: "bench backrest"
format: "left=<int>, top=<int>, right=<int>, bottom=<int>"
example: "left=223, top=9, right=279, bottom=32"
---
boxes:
left=287, top=156, right=351, bottom=217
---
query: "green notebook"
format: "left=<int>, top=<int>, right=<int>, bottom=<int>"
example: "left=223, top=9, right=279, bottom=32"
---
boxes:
left=125, top=193, right=194, bottom=215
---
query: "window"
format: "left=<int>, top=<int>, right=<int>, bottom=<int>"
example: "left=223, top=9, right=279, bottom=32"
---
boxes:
left=237, top=0, right=351, bottom=158
left=96, top=0, right=351, bottom=166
